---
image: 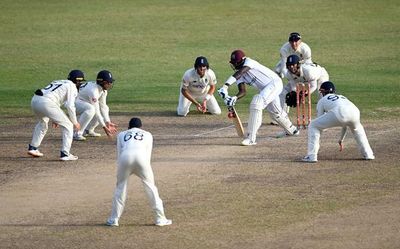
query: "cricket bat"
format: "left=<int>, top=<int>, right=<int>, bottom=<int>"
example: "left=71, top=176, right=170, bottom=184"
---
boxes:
left=227, top=106, right=245, bottom=138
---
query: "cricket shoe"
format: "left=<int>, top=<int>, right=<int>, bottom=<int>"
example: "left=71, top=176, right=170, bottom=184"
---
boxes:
left=84, top=130, right=102, bottom=137
left=73, top=133, right=86, bottom=141
left=275, top=128, right=300, bottom=138
left=106, top=219, right=119, bottom=227
left=60, top=151, right=78, bottom=161
left=28, top=144, right=44, bottom=157
left=241, top=138, right=257, bottom=146
left=301, top=155, right=317, bottom=163
left=364, top=155, right=375, bottom=160
left=155, top=218, right=172, bottom=227
left=28, top=149, right=44, bottom=157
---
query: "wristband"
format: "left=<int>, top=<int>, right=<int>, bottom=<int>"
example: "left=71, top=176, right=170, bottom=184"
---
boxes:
left=225, top=76, right=236, bottom=86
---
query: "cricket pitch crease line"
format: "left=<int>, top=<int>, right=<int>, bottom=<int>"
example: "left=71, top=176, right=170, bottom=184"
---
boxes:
left=153, top=125, right=235, bottom=138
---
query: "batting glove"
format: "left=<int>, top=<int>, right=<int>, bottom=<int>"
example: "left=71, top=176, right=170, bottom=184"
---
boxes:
left=217, top=87, right=228, bottom=99
left=224, top=96, right=237, bottom=106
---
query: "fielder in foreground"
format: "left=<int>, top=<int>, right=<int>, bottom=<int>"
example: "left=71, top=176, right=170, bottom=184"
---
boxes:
left=302, top=81, right=375, bottom=163
left=106, top=118, right=172, bottom=227
left=218, top=49, right=299, bottom=146
left=28, top=70, right=84, bottom=161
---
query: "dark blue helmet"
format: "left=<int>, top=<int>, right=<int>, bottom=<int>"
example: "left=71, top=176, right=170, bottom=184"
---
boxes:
left=286, top=54, right=300, bottom=66
left=96, top=70, right=114, bottom=83
left=194, top=56, right=209, bottom=69
left=288, top=32, right=302, bottom=42
left=320, top=81, right=336, bottom=94
left=67, top=69, right=85, bottom=83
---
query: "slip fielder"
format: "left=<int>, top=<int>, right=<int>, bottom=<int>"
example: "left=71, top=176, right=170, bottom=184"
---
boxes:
left=28, top=70, right=84, bottom=161
left=74, top=70, right=117, bottom=140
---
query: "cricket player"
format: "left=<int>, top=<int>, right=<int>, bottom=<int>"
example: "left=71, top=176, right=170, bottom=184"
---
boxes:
left=274, top=32, right=312, bottom=78
left=177, top=56, right=221, bottom=116
left=106, top=118, right=172, bottom=227
left=218, top=49, right=299, bottom=146
left=74, top=70, right=117, bottom=141
left=281, top=54, right=329, bottom=110
left=28, top=70, right=84, bottom=161
left=302, top=81, right=375, bottom=162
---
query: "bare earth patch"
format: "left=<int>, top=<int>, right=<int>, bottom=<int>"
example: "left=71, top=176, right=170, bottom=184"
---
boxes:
left=0, top=113, right=399, bottom=249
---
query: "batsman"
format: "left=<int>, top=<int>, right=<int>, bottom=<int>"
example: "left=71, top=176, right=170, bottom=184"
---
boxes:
left=218, top=49, right=299, bottom=146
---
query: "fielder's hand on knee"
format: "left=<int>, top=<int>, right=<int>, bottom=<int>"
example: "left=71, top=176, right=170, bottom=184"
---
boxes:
left=224, top=96, right=237, bottom=106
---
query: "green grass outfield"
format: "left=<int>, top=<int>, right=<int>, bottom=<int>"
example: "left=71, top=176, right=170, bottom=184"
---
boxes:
left=0, top=0, right=399, bottom=120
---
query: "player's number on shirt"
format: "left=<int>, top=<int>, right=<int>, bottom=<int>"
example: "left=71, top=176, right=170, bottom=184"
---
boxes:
left=124, top=132, right=144, bottom=142
left=44, top=83, right=62, bottom=92
left=327, top=95, right=346, bottom=102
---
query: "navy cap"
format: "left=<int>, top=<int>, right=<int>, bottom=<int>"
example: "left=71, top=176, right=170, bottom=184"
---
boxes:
left=286, top=54, right=301, bottom=66
left=288, top=32, right=302, bottom=42
left=194, top=56, right=209, bottom=69
left=96, top=70, right=114, bottom=83
left=129, top=117, right=142, bottom=129
left=67, top=69, right=85, bottom=82
left=320, top=81, right=336, bottom=93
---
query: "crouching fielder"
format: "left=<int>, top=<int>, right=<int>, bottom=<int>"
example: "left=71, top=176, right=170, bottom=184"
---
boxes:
left=302, top=81, right=375, bottom=163
left=106, top=118, right=172, bottom=227
left=218, top=49, right=299, bottom=146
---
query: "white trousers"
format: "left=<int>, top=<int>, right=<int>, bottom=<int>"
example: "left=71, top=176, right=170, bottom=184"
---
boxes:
left=75, top=99, right=99, bottom=134
left=108, top=151, right=167, bottom=223
left=308, top=111, right=374, bottom=159
left=177, top=92, right=221, bottom=116
left=30, top=95, right=73, bottom=154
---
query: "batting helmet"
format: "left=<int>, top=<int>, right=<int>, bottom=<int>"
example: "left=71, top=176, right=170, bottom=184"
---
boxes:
left=320, top=81, right=336, bottom=95
left=194, top=56, right=209, bottom=69
left=286, top=54, right=301, bottom=67
left=67, top=69, right=85, bottom=83
left=229, top=50, right=246, bottom=70
left=96, top=70, right=114, bottom=83
left=288, top=32, right=302, bottom=42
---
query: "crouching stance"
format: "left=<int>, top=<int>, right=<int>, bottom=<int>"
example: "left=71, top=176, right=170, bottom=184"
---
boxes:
left=28, top=70, right=84, bottom=161
left=177, top=56, right=221, bottom=116
left=106, top=118, right=172, bottom=227
left=302, top=81, right=375, bottom=163
left=218, top=49, right=299, bottom=146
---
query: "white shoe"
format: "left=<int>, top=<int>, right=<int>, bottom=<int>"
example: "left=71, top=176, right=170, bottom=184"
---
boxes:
left=364, top=155, right=375, bottom=160
left=276, top=128, right=300, bottom=138
left=73, top=134, right=86, bottom=141
left=106, top=219, right=119, bottom=227
left=241, top=138, right=257, bottom=146
left=84, top=130, right=102, bottom=137
left=60, top=153, right=78, bottom=161
left=155, top=218, right=172, bottom=227
left=28, top=149, right=44, bottom=157
left=301, top=155, right=317, bottom=163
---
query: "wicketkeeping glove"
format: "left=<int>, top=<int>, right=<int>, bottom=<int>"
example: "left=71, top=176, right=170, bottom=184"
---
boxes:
left=285, top=91, right=297, bottom=107
left=224, top=96, right=237, bottom=106
left=217, top=87, right=228, bottom=99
